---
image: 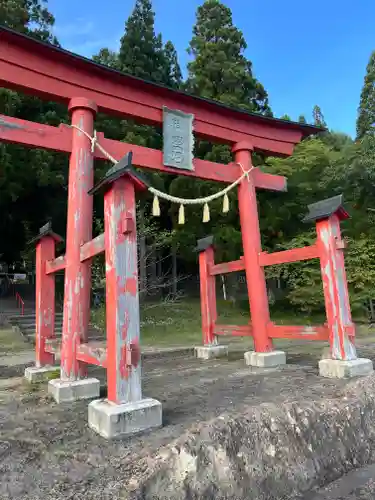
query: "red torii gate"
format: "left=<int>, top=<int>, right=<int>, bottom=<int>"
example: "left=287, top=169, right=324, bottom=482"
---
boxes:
left=0, top=27, right=372, bottom=439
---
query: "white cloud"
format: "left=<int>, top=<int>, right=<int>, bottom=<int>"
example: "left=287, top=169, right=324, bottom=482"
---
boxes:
left=53, top=18, right=122, bottom=58
left=66, top=36, right=122, bottom=58
left=53, top=20, right=95, bottom=38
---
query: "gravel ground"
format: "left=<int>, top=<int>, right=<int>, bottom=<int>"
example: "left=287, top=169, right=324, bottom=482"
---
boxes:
left=1, top=347, right=375, bottom=499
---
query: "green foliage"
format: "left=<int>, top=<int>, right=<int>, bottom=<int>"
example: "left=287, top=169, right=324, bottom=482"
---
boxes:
left=280, top=114, right=291, bottom=120
left=186, top=0, right=271, bottom=115
left=0, top=0, right=66, bottom=262
left=298, top=114, right=307, bottom=124
left=312, top=105, right=327, bottom=128
left=162, top=40, right=182, bottom=88
left=260, top=136, right=345, bottom=247
left=0, top=0, right=58, bottom=44
left=267, top=230, right=375, bottom=317
left=92, top=48, right=121, bottom=70
left=356, top=50, right=375, bottom=140
left=118, top=0, right=181, bottom=88
left=266, top=231, right=324, bottom=314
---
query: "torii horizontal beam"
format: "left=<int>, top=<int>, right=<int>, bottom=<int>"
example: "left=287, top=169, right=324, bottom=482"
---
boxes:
left=0, top=114, right=287, bottom=189
left=0, top=27, right=320, bottom=157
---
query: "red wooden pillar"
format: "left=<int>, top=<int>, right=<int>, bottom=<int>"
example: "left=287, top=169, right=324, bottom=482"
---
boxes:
left=234, top=141, right=273, bottom=353
left=197, top=236, right=217, bottom=345
left=35, top=236, right=56, bottom=366
left=61, top=97, right=97, bottom=381
left=104, top=175, right=142, bottom=404
left=316, top=214, right=356, bottom=360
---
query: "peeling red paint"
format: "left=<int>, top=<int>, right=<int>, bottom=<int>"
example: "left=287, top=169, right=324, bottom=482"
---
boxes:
left=124, top=277, right=137, bottom=296
left=105, top=175, right=142, bottom=404
left=128, top=340, right=141, bottom=368
left=235, top=143, right=273, bottom=353
left=316, top=215, right=356, bottom=361
left=61, top=99, right=96, bottom=381
left=119, top=347, right=129, bottom=379
left=35, top=235, right=56, bottom=367
left=198, top=247, right=217, bottom=346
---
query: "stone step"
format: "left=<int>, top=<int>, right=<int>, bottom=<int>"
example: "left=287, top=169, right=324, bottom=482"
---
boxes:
left=12, top=320, right=63, bottom=328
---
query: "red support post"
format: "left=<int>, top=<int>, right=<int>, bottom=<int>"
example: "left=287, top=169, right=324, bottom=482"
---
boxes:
left=104, top=176, right=142, bottom=404
left=234, top=141, right=273, bottom=353
left=61, top=97, right=97, bottom=381
left=199, top=245, right=217, bottom=346
left=35, top=235, right=56, bottom=366
left=316, top=214, right=356, bottom=360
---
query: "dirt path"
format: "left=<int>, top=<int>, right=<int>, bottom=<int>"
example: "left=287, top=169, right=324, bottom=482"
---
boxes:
left=2, top=346, right=374, bottom=500
left=1, top=317, right=375, bottom=499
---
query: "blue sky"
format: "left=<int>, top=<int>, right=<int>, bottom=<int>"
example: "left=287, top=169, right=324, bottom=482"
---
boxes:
left=47, top=0, right=375, bottom=137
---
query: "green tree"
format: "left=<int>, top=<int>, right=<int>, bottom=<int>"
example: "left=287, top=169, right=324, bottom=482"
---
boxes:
left=0, top=0, right=58, bottom=44
left=92, top=48, right=121, bottom=70
left=162, top=40, right=182, bottom=88
left=298, top=114, right=307, bottom=124
left=280, top=114, right=291, bottom=120
left=186, top=0, right=271, bottom=114
left=118, top=0, right=180, bottom=85
left=0, top=0, right=67, bottom=263
left=356, top=51, right=375, bottom=140
left=312, top=104, right=326, bottom=128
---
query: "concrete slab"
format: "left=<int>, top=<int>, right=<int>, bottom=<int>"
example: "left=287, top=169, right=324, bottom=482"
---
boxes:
left=244, top=350, right=286, bottom=368
left=24, top=365, right=60, bottom=383
left=194, top=345, right=228, bottom=360
left=48, top=378, right=100, bottom=403
left=319, top=358, right=374, bottom=378
left=88, top=398, right=162, bottom=439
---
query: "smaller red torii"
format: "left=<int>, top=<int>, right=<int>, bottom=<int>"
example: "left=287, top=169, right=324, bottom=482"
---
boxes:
left=195, top=193, right=372, bottom=378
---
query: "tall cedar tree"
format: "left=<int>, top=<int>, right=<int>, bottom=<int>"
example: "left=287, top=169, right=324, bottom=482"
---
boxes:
left=186, top=0, right=271, bottom=115
left=312, top=105, right=326, bottom=128
left=118, top=0, right=181, bottom=88
left=357, top=51, right=375, bottom=140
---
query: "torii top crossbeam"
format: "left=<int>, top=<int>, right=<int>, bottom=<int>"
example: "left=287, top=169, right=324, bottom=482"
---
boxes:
left=0, top=26, right=319, bottom=189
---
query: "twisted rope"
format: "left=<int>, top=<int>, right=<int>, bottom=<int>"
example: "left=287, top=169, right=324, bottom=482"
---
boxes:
left=70, top=124, right=252, bottom=205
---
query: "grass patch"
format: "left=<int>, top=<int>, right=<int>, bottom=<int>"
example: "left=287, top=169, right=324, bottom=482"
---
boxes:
left=91, top=299, right=330, bottom=347
left=0, top=327, right=30, bottom=354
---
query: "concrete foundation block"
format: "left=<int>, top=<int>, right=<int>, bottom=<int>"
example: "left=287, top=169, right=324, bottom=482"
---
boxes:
left=194, top=345, right=228, bottom=360
left=24, top=365, right=60, bottom=383
left=48, top=378, right=100, bottom=403
left=244, top=350, right=286, bottom=368
left=319, top=358, right=374, bottom=379
left=88, top=398, right=162, bottom=439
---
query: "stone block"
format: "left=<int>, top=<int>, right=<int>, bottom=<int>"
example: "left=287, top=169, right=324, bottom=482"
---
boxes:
left=88, top=398, right=162, bottom=439
left=48, top=378, right=100, bottom=403
left=244, top=350, right=286, bottom=368
left=24, top=365, right=60, bottom=383
left=319, top=358, right=373, bottom=378
left=194, top=345, right=228, bottom=360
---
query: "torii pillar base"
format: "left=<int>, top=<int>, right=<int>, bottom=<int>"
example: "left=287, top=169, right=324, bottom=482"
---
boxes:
left=319, top=358, right=373, bottom=379
left=88, top=398, right=162, bottom=439
left=244, top=350, right=286, bottom=368
left=25, top=365, right=60, bottom=383
left=48, top=378, right=100, bottom=403
left=195, top=345, right=228, bottom=360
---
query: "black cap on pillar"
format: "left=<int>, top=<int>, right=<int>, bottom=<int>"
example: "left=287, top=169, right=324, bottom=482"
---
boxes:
left=28, top=221, right=64, bottom=245
left=303, top=194, right=349, bottom=223
left=195, top=235, right=214, bottom=253
left=88, top=152, right=149, bottom=195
